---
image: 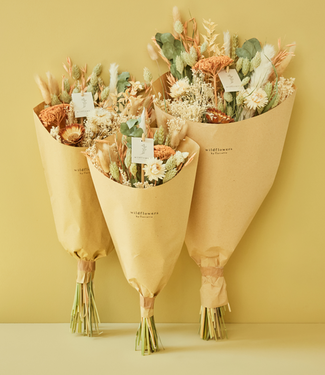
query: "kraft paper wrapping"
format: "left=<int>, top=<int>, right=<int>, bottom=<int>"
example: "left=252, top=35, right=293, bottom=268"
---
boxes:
left=153, top=75, right=296, bottom=308
left=88, top=134, right=199, bottom=318
left=33, top=103, right=113, bottom=273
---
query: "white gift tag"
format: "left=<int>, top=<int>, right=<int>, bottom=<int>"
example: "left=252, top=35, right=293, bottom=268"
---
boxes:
left=71, top=92, right=95, bottom=118
left=131, top=137, right=154, bottom=164
left=218, top=69, right=243, bottom=92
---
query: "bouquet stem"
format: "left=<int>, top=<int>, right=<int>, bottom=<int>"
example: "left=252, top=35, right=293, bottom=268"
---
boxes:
left=199, top=305, right=228, bottom=340
left=70, top=280, right=100, bottom=336
left=70, top=259, right=99, bottom=336
left=135, top=316, right=160, bottom=355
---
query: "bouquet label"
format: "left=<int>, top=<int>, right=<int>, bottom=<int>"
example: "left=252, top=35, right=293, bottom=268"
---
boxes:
left=131, top=137, right=154, bottom=164
left=71, top=92, right=95, bottom=118
left=218, top=69, right=242, bottom=92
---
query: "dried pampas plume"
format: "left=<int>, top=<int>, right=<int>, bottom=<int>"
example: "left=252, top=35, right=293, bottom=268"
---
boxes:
left=109, top=63, right=119, bottom=94
left=172, top=6, right=182, bottom=37
left=35, top=75, right=51, bottom=105
left=223, top=31, right=231, bottom=57
left=170, top=120, right=188, bottom=149
left=46, top=72, right=60, bottom=96
left=147, top=44, right=159, bottom=61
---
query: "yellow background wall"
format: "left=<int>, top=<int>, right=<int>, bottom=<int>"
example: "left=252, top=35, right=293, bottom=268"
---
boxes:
left=0, top=0, right=324, bottom=323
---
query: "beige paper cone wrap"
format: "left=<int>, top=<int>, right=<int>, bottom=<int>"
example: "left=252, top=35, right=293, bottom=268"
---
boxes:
left=33, top=103, right=113, bottom=265
left=153, top=75, right=296, bottom=308
left=88, top=134, right=199, bottom=317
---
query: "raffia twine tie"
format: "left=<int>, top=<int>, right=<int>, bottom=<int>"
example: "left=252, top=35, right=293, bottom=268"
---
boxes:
left=200, top=266, right=228, bottom=308
left=140, top=295, right=155, bottom=318
left=200, top=266, right=224, bottom=277
left=76, top=259, right=96, bottom=284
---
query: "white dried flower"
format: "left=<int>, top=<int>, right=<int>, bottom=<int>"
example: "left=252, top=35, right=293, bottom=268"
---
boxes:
left=169, top=77, right=190, bottom=98
left=277, top=77, right=295, bottom=103
left=143, top=158, right=166, bottom=181
left=174, top=151, right=189, bottom=166
left=244, top=88, right=268, bottom=110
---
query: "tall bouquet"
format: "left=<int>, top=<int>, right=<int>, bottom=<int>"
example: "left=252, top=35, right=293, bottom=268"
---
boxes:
left=34, top=58, right=151, bottom=335
left=86, top=113, right=199, bottom=354
left=150, top=7, right=296, bottom=340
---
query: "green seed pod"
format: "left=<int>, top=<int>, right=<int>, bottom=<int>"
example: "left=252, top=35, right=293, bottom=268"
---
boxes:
left=242, top=58, right=250, bottom=76
left=51, top=94, right=61, bottom=106
left=236, top=57, right=243, bottom=72
left=73, top=86, right=80, bottom=93
left=72, top=65, right=81, bottom=80
left=90, top=72, right=98, bottom=86
left=217, top=99, right=225, bottom=112
left=231, top=34, right=239, bottom=62
left=101, top=86, right=110, bottom=101
left=251, top=52, right=261, bottom=70
left=130, top=163, right=138, bottom=178
left=110, top=162, right=120, bottom=182
left=165, top=156, right=176, bottom=171
left=143, top=67, right=153, bottom=84
left=200, top=41, right=208, bottom=54
left=241, top=77, right=250, bottom=87
left=226, top=105, right=233, bottom=118
left=124, top=148, right=132, bottom=169
left=236, top=92, right=245, bottom=106
left=63, top=78, right=70, bottom=93
left=264, top=82, right=273, bottom=99
left=224, top=92, right=233, bottom=103
left=157, top=126, right=165, bottom=145
left=176, top=55, right=184, bottom=74
left=60, top=90, right=71, bottom=104
left=163, top=168, right=177, bottom=183
left=165, top=133, right=171, bottom=147
left=174, top=20, right=184, bottom=34
left=93, top=63, right=102, bottom=77
left=153, top=130, right=159, bottom=145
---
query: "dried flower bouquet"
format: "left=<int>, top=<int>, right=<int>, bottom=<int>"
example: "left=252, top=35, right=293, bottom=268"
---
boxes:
left=150, top=7, right=296, bottom=340
left=86, top=113, right=199, bottom=354
left=34, top=58, right=151, bottom=336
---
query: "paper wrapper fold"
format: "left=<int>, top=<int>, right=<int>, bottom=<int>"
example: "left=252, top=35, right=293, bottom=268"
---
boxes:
left=154, top=75, right=296, bottom=308
left=88, top=133, right=199, bottom=317
left=33, top=103, right=113, bottom=266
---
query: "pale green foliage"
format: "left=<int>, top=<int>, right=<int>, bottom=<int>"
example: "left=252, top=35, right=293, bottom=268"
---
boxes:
left=217, top=98, right=224, bottom=112
left=130, top=163, right=138, bottom=178
left=190, top=46, right=198, bottom=61
left=176, top=55, right=184, bottom=74
left=143, top=67, right=153, bottom=84
left=124, top=148, right=132, bottom=168
left=163, top=168, right=177, bottom=183
left=200, top=41, right=208, bottom=54
left=236, top=92, right=245, bottom=106
left=60, top=90, right=71, bottom=104
left=101, top=86, right=110, bottom=101
left=165, top=133, right=171, bottom=146
left=93, top=63, right=102, bottom=76
left=110, top=162, right=120, bottom=181
left=64, top=78, right=70, bottom=93
left=165, top=155, right=176, bottom=171
left=90, top=72, right=98, bottom=86
left=153, top=130, right=159, bottom=145
left=73, top=86, right=80, bottom=93
left=157, top=126, right=165, bottom=145
left=242, top=58, right=250, bottom=76
left=241, top=77, right=250, bottom=87
left=72, top=65, right=81, bottom=80
left=227, top=105, right=233, bottom=118
left=224, top=92, right=233, bottom=103
left=174, top=20, right=183, bottom=34
left=271, top=93, right=280, bottom=108
left=264, top=82, right=273, bottom=99
left=181, top=51, right=196, bottom=67
left=231, top=34, right=239, bottom=62
left=51, top=94, right=61, bottom=106
left=251, top=52, right=261, bottom=70
left=236, top=57, right=243, bottom=72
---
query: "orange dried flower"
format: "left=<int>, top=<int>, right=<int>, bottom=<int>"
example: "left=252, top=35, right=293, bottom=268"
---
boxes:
left=154, top=145, right=176, bottom=160
left=59, top=124, right=85, bottom=146
left=39, top=103, right=70, bottom=128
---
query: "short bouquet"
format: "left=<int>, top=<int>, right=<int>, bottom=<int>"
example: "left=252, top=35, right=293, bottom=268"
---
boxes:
left=86, top=112, right=199, bottom=354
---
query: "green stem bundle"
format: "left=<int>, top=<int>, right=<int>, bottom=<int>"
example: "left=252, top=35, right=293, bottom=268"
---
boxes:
left=199, top=305, right=228, bottom=340
left=70, top=280, right=100, bottom=336
left=135, top=316, right=160, bottom=355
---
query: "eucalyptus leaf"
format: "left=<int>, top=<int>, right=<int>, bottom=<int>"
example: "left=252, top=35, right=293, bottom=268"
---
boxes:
left=170, top=64, right=182, bottom=80
left=117, top=71, right=130, bottom=93
left=126, top=118, right=139, bottom=129
left=162, top=42, right=175, bottom=60
left=235, top=47, right=252, bottom=60
left=160, top=32, right=175, bottom=44
left=155, top=33, right=163, bottom=47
